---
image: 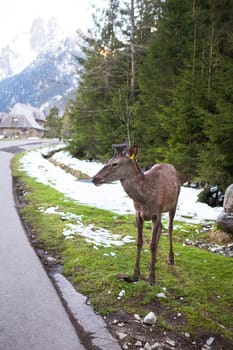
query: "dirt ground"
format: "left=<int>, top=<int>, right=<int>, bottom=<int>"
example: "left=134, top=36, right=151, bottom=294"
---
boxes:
left=105, top=309, right=233, bottom=350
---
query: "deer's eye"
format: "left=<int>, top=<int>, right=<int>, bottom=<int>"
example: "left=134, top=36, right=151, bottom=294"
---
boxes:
left=112, top=162, right=118, bottom=167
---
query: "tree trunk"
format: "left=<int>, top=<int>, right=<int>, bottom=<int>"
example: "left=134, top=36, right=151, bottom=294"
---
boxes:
left=207, top=21, right=215, bottom=95
left=130, top=0, right=136, bottom=101
left=191, top=0, right=197, bottom=100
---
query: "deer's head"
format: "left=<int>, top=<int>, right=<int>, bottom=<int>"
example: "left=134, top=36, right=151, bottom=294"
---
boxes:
left=92, top=143, right=138, bottom=186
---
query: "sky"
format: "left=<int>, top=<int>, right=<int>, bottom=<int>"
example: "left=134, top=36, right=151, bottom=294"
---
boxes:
left=0, top=0, right=105, bottom=47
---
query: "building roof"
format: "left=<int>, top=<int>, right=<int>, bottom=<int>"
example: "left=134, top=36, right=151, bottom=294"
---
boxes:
left=0, top=112, right=8, bottom=121
left=0, top=113, right=44, bottom=130
left=10, top=103, right=46, bottom=122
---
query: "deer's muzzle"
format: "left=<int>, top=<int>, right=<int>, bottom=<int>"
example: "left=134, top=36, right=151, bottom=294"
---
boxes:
left=92, top=176, right=104, bottom=186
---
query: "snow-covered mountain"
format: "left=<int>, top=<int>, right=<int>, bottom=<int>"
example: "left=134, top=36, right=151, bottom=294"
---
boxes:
left=0, top=17, right=81, bottom=115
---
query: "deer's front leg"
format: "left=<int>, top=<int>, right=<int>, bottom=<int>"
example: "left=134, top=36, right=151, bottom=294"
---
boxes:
left=149, top=215, right=162, bottom=285
left=133, top=212, right=143, bottom=282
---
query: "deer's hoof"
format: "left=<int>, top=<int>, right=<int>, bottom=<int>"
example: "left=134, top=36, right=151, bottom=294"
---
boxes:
left=149, top=274, right=155, bottom=285
left=116, top=273, right=131, bottom=282
left=132, top=274, right=139, bottom=282
left=133, top=269, right=140, bottom=282
left=169, top=255, right=175, bottom=265
left=149, top=277, right=155, bottom=286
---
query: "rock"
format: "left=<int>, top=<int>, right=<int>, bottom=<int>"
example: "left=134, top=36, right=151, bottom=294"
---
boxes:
left=45, top=255, right=57, bottom=264
left=216, top=211, right=233, bottom=234
left=156, top=292, right=167, bottom=299
left=199, top=185, right=224, bottom=207
left=117, top=289, right=125, bottom=300
left=144, top=342, right=152, bottom=350
left=135, top=340, right=143, bottom=347
left=143, top=312, right=157, bottom=325
left=116, top=331, right=127, bottom=340
left=201, top=346, right=211, bottom=350
left=134, top=313, right=141, bottom=321
left=216, top=184, right=233, bottom=234
left=206, top=336, right=215, bottom=346
left=118, top=322, right=125, bottom=327
left=224, top=184, right=233, bottom=212
left=151, top=342, right=162, bottom=349
left=165, top=338, right=176, bottom=347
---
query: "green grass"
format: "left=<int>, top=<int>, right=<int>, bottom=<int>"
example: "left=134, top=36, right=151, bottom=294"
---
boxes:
left=11, top=153, right=233, bottom=342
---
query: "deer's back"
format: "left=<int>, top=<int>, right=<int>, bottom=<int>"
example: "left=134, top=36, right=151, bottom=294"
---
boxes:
left=133, top=163, right=180, bottom=219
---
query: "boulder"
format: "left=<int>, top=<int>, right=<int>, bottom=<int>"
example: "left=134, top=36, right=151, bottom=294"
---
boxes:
left=216, top=184, right=233, bottom=235
left=216, top=211, right=233, bottom=234
left=224, top=184, right=233, bottom=213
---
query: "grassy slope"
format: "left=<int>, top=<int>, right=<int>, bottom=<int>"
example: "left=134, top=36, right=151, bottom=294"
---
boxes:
left=11, top=154, right=233, bottom=342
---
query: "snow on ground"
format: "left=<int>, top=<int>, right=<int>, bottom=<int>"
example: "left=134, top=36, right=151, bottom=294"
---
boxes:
left=21, top=148, right=135, bottom=215
left=21, top=148, right=222, bottom=223
left=51, top=149, right=103, bottom=177
left=38, top=206, right=135, bottom=247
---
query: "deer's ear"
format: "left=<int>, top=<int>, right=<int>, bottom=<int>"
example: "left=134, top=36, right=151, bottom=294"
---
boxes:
left=129, top=144, right=138, bottom=159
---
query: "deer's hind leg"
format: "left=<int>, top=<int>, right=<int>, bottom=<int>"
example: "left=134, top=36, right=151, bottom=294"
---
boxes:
left=149, top=214, right=162, bottom=285
left=133, top=212, right=144, bottom=282
left=168, top=208, right=176, bottom=265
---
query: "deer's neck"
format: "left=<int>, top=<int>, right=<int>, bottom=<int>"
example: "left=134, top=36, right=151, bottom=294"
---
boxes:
left=120, top=162, right=145, bottom=202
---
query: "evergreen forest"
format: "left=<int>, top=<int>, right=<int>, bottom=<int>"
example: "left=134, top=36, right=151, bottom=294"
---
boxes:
left=67, top=0, right=233, bottom=190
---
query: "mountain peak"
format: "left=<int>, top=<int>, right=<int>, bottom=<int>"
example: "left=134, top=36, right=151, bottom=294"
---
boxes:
left=0, top=19, right=80, bottom=115
left=29, top=17, right=65, bottom=51
left=0, top=16, right=75, bottom=80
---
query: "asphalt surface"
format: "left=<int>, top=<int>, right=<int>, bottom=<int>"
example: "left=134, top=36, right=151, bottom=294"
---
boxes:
left=0, top=139, right=85, bottom=350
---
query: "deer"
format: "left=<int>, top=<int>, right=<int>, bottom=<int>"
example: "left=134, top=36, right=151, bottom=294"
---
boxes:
left=92, top=143, right=181, bottom=285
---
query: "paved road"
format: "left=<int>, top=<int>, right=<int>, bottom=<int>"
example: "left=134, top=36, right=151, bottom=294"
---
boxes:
left=0, top=140, right=85, bottom=350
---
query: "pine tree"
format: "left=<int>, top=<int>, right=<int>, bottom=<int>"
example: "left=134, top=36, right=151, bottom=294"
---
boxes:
left=44, top=107, right=62, bottom=139
left=67, top=0, right=233, bottom=188
left=68, top=0, right=137, bottom=158
left=68, top=0, right=125, bottom=158
left=135, top=0, right=192, bottom=165
left=196, top=0, right=233, bottom=188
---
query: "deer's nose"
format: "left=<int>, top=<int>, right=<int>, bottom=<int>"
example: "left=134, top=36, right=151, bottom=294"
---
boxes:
left=92, top=176, right=102, bottom=186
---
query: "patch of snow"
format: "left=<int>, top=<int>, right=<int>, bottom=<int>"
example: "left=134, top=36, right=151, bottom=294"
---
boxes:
left=175, top=186, right=221, bottom=223
left=63, top=223, right=134, bottom=247
left=51, top=150, right=104, bottom=177
left=20, top=147, right=222, bottom=224
left=21, top=149, right=135, bottom=215
left=39, top=206, right=134, bottom=247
